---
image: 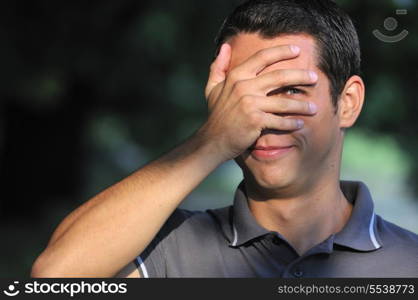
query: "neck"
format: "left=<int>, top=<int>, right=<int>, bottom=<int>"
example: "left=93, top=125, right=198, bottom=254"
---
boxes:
left=245, top=176, right=353, bottom=256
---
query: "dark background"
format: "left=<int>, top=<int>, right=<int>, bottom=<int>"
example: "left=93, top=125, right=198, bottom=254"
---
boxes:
left=0, top=0, right=417, bottom=277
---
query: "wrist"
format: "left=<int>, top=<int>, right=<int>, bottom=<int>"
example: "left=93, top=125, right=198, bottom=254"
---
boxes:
left=191, top=125, right=229, bottom=166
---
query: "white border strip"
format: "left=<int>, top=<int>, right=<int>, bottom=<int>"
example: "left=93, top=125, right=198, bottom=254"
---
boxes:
left=136, top=256, right=149, bottom=278
left=231, top=223, right=238, bottom=246
left=368, top=213, right=381, bottom=249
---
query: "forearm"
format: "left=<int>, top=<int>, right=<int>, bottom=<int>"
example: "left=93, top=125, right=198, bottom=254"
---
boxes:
left=31, top=130, right=223, bottom=277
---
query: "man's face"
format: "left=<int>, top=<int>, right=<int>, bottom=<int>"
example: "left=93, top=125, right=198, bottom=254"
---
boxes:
left=229, top=33, right=344, bottom=196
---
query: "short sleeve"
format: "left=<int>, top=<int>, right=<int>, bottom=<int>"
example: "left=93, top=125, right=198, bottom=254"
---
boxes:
left=133, top=208, right=195, bottom=278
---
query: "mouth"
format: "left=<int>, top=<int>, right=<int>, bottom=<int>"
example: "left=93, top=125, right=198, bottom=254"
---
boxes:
left=248, top=145, right=295, bottom=161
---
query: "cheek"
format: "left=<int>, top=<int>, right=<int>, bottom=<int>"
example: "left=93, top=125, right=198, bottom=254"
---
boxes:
left=306, top=81, right=339, bottom=145
left=301, top=106, right=340, bottom=157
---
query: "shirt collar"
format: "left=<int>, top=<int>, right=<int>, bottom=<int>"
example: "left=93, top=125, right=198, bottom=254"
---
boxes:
left=229, top=180, right=383, bottom=252
left=333, top=180, right=383, bottom=251
left=229, top=181, right=270, bottom=247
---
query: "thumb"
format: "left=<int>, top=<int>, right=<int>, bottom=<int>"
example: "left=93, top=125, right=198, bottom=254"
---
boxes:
left=205, top=43, right=231, bottom=99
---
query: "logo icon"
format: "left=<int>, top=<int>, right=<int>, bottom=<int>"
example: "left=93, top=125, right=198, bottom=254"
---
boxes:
left=3, top=281, right=20, bottom=297
left=373, top=9, right=408, bottom=43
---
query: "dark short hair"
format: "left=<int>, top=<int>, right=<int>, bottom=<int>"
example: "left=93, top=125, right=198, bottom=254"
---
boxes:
left=214, top=0, right=361, bottom=107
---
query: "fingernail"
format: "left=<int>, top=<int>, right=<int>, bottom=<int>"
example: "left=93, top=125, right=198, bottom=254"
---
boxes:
left=290, top=45, right=300, bottom=54
left=309, top=102, right=318, bottom=113
left=297, top=119, right=304, bottom=128
left=309, top=71, right=318, bottom=81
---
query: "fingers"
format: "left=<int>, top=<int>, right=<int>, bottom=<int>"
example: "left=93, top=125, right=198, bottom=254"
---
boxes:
left=205, top=43, right=232, bottom=99
left=228, top=45, right=300, bottom=82
left=230, top=69, right=318, bottom=97
left=251, top=69, right=318, bottom=95
left=262, top=113, right=304, bottom=132
left=238, top=95, right=316, bottom=132
left=254, top=96, right=318, bottom=116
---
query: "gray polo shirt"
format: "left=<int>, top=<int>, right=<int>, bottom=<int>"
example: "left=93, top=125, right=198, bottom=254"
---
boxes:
left=134, top=181, right=418, bottom=277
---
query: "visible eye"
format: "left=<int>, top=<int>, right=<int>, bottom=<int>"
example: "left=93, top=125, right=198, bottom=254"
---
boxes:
left=285, top=87, right=303, bottom=95
left=267, top=86, right=307, bottom=97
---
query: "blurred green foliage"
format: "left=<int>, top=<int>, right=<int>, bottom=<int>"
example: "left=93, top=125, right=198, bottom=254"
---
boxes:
left=0, top=0, right=417, bottom=277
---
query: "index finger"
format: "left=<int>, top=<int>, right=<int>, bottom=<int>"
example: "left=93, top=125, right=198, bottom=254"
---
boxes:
left=231, top=45, right=300, bottom=79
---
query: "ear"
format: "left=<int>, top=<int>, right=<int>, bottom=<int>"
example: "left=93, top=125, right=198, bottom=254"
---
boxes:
left=338, top=75, right=365, bottom=129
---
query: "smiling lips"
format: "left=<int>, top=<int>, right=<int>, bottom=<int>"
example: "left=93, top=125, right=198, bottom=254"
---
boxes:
left=249, top=145, right=295, bottom=160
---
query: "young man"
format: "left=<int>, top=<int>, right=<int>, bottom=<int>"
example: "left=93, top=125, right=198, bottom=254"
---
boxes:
left=32, top=0, right=418, bottom=278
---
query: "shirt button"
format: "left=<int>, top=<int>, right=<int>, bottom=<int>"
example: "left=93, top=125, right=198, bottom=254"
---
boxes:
left=293, top=269, right=304, bottom=278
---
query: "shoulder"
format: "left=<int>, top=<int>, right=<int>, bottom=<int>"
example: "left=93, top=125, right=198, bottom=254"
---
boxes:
left=158, top=206, right=232, bottom=240
left=375, top=214, right=418, bottom=249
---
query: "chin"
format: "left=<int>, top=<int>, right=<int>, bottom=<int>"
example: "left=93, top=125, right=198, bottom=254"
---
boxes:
left=235, top=153, right=301, bottom=192
left=245, top=164, right=298, bottom=191
left=256, top=173, right=293, bottom=190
